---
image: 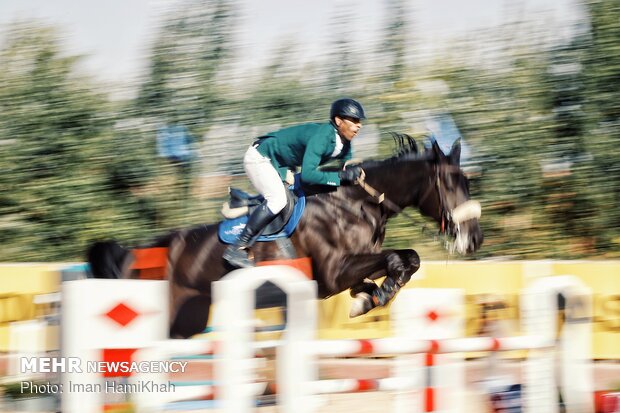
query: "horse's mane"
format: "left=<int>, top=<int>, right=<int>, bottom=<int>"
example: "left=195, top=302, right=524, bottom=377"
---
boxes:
left=391, top=132, right=419, bottom=158
left=361, top=133, right=433, bottom=170
left=304, top=133, right=435, bottom=196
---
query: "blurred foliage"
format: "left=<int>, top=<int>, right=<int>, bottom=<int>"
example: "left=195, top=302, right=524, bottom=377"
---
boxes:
left=136, top=0, right=236, bottom=134
left=0, top=0, right=618, bottom=261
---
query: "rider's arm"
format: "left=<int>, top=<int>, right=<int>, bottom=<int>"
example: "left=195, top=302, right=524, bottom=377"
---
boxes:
left=301, top=136, right=341, bottom=186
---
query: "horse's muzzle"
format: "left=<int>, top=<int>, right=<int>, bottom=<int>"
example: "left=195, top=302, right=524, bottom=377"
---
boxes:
left=451, top=200, right=483, bottom=254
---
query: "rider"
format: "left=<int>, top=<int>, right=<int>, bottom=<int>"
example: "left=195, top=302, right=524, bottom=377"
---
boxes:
left=223, top=98, right=366, bottom=268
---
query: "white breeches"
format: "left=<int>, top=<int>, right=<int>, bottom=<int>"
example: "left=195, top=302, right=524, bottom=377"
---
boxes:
left=243, top=145, right=287, bottom=215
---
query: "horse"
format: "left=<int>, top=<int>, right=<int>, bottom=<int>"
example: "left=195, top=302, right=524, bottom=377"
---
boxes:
left=87, top=136, right=483, bottom=338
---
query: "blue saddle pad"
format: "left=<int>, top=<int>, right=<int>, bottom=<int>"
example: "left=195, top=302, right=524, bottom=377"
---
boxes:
left=218, top=186, right=306, bottom=245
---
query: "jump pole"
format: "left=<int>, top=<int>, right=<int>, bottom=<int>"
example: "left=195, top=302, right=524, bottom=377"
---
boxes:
left=521, top=275, right=593, bottom=413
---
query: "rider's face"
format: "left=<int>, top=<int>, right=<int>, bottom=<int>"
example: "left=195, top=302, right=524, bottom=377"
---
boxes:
left=335, top=116, right=362, bottom=141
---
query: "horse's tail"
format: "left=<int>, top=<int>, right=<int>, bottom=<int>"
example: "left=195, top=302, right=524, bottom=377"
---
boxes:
left=86, top=240, right=131, bottom=279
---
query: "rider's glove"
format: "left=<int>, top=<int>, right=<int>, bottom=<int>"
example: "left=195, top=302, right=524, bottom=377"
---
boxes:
left=338, top=165, right=362, bottom=185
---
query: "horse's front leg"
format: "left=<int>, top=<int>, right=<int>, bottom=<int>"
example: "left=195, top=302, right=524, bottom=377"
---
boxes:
left=335, top=249, right=420, bottom=317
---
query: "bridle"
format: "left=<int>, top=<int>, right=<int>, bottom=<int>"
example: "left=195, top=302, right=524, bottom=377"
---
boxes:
left=417, top=164, right=460, bottom=235
left=356, top=163, right=479, bottom=236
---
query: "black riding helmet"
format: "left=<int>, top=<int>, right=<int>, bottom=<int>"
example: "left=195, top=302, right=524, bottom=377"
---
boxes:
left=330, top=98, right=366, bottom=121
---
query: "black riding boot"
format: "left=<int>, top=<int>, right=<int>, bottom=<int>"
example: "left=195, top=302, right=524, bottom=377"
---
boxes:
left=223, top=202, right=277, bottom=268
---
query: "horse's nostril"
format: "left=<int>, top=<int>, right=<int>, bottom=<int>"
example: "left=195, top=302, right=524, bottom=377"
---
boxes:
left=473, top=231, right=484, bottom=250
left=465, top=230, right=483, bottom=253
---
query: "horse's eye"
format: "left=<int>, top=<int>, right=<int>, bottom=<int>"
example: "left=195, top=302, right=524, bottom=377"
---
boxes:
left=443, top=175, right=455, bottom=191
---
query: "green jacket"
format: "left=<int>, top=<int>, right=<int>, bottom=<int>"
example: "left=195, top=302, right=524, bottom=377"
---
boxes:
left=256, top=122, right=352, bottom=186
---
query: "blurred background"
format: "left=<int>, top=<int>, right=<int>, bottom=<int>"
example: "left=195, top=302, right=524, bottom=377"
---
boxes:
left=0, top=0, right=618, bottom=261
left=0, top=2, right=619, bottom=411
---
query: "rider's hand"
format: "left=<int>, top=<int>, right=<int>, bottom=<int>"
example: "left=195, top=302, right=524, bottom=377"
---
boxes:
left=338, top=165, right=362, bottom=185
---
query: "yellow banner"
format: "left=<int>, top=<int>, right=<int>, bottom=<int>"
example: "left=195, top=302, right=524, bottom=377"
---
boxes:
left=318, top=261, right=620, bottom=359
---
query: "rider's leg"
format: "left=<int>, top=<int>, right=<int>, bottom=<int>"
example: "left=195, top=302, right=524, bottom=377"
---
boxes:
left=223, top=202, right=278, bottom=267
left=223, top=145, right=286, bottom=268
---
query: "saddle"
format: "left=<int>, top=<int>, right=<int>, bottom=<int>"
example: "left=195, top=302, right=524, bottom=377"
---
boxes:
left=221, top=186, right=298, bottom=236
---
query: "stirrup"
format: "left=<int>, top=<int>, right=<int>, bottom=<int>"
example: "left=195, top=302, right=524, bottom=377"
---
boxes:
left=223, top=246, right=255, bottom=268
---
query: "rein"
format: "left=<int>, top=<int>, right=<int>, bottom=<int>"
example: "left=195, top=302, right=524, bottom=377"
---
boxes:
left=356, top=169, right=402, bottom=214
left=356, top=164, right=462, bottom=235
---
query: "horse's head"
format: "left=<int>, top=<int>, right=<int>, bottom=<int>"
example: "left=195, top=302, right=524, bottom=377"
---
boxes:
left=417, top=139, right=483, bottom=254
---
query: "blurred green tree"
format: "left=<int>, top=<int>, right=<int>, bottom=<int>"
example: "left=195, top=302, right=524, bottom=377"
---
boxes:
left=0, top=23, right=117, bottom=260
left=136, top=0, right=238, bottom=135
left=245, top=39, right=324, bottom=125
left=581, top=0, right=620, bottom=253
left=324, top=8, right=363, bottom=98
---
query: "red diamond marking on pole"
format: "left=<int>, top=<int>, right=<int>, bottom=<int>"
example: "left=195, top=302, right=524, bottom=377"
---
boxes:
left=426, top=310, right=439, bottom=322
left=105, top=302, right=139, bottom=327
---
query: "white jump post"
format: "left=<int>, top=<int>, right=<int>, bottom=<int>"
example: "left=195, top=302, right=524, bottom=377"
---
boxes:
left=61, top=279, right=168, bottom=413
left=212, top=265, right=317, bottom=413
left=522, top=275, right=593, bottom=413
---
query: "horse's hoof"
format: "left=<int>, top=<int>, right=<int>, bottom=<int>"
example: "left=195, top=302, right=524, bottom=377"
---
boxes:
left=349, top=293, right=373, bottom=317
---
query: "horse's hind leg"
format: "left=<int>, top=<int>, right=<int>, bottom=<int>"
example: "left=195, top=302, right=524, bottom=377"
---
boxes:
left=169, top=293, right=212, bottom=338
left=169, top=281, right=212, bottom=338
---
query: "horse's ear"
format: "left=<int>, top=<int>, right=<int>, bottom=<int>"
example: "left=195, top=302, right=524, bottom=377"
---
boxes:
left=449, top=138, right=462, bottom=165
left=430, top=138, right=444, bottom=160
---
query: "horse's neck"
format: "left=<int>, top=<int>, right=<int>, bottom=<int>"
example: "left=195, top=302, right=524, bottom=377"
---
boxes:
left=361, top=159, right=431, bottom=214
left=316, top=159, right=432, bottom=235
